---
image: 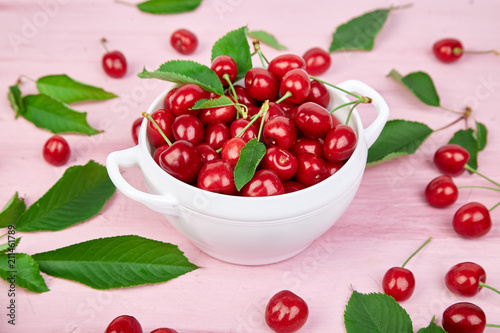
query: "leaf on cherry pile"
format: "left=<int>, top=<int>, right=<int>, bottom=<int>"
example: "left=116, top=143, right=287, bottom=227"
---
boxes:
left=367, top=120, right=434, bottom=165
left=31, top=235, right=199, bottom=290
left=21, top=94, right=101, bottom=135
left=8, top=83, right=24, bottom=117
left=234, top=139, right=267, bottom=191
left=136, top=0, right=202, bottom=14
left=344, top=290, right=413, bottom=333
left=416, top=317, right=446, bottom=333
left=138, top=60, right=224, bottom=95
left=15, top=161, right=116, bottom=232
left=388, top=69, right=440, bottom=107
left=0, top=253, right=50, bottom=293
left=0, top=238, right=21, bottom=254
left=190, top=95, right=235, bottom=110
left=211, top=26, right=252, bottom=81
left=0, top=192, right=26, bottom=228
left=36, top=74, right=117, bottom=104
left=246, top=30, right=287, bottom=50
left=448, top=128, right=480, bottom=170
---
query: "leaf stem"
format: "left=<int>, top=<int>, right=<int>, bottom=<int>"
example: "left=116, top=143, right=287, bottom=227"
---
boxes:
left=457, top=185, right=500, bottom=192
left=18, top=74, right=36, bottom=83
left=114, top=0, right=136, bottom=7
left=401, top=237, right=432, bottom=268
left=433, top=115, right=465, bottom=132
left=464, top=165, right=500, bottom=188
left=489, top=201, right=500, bottom=213
left=142, top=112, right=172, bottom=146
left=0, top=232, right=7, bottom=239
left=310, top=76, right=361, bottom=99
left=479, top=281, right=500, bottom=295
left=388, top=3, right=414, bottom=11
left=439, top=105, right=463, bottom=115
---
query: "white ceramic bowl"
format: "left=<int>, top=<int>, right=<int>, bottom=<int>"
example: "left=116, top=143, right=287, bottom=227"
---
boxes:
left=106, top=79, right=389, bottom=265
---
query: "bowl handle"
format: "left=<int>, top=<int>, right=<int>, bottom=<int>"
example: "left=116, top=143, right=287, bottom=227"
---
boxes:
left=106, top=146, right=180, bottom=216
left=336, top=79, right=390, bottom=148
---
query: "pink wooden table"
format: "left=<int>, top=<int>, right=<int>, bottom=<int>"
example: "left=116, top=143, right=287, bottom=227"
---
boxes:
left=1, top=0, right=500, bottom=332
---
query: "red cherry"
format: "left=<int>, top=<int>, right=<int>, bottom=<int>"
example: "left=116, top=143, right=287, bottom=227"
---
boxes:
left=244, top=68, right=279, bottom=102
left=265, top=290, right=309, bottom=333
left=302, top=47, right=331, bottom=75
left=434, top=144, right=470, bottom=176
left=232, top=85, right=257, bottom=107
left=170, top=84, right=206, bottom=117
left=323, top=124, right=357, bottom=162
left=150, top=329, right=178, bottom=333
left=294, top=153, right=328, bottom=187
left=146, top=109, right=175, bottom=148
left=442, top=302, right=486, bottom=333
left=283, top=180, right=306, bottom=193
left=268, top=54, right=306, bottom=81
left=197, top=160, right=236, bottom=195
left=242, top=169, right=284, bottom=197
left=453, top=202, right=492, bottom=238
left=220, top=137, right=246, bottom=167
left=211, top=55, right=238, bottom=87
left=293, top=102, right=333, bottom=139
left=433, top=38, right=464, bottom=63
left=43, top=135, right=70, bottom=166
left=196, top=143, right=220, bottom=165
left=260, top=146, right=298, bottom=181
left=304, top=80, right=330, bottom=108
left=198, top=96, right=237, bottom=125
left=163, top=88, right=178, bottom=110
left=445, top=262, right=487, bottom=297
left=424, top=175, right=459, bottom=208
left=291, top=137, right=324, bottom=159
left=229, top=118, right=258, bottom=142
left=248, top=102, right=285, bottom=124
left=263, top=116, right=297, bottom=151
left=157, top=140, right=202, bottom=183
left=132, top=118, right=142, bottom=145
left=171, top=114, right=205, bottom=146
left=101, top=39, right=127, bottom=78
left=104, top=315, right=143, bottom=333
left=382, top=267, right=415, bottom=302
left=170, top=29, right=198, bottom=55
left=204, top=122, right=230, bottom=150
left=326, top=161, right=344, bottom=176
left=153, top=145, right=169, bottom=165
left=279, top=68, right=311, bottom=104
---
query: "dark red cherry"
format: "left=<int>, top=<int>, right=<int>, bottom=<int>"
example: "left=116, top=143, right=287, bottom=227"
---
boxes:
left=197, top=160, right=237, bottom=195
left=220, top=137, right=246, bottom=167
left=211, top=55, right=238, bottom=87
left=196, top=143, right=220, bottom=165
left=294, top=153, right=328, bottom=187
left=150, top=329, right=178, bottom=333
left=241, top=169, right=285, bottom=197
left=293, top=102, right=333, bottom=139
left=153, top=145, right=169, bottom=165
left=424, top=175, right=459, bottom=208
left=382, top=267, right=415, bottom=302
left=104, top=315, right=143, bottom=333
left=445, top=262, right=486, bottom=297
left=172, top=114, right=205, bottom=146
left=247, top=101, right=285, bottom=124
left=260, top=147, right=298, bottom=181
left=433, top=38, right=464, bottom=63
left=326, top=161, right=344, bottom=176
left=204, top=122, right=230, bottom=150
left=434, top=144, right=470, bottom=176
left=157, top=140, right=202, bottom=183
left=283, top=180, right=307, bottom=193
left=170, top=29, right=198, bottom=55
left=453, top=202, right=492, bottom=238
left=198, top=97, right=237, bottom=125
left=146, top=109, right=175, bottom=148
left=268, top=54, right=306, bottom=81
left=302, top=47, right=331, bottom=75
left=163, top=88, right=178, bottom=110
left=132, top=118, right=143, bottom=145
left=304, top=80, right=330, bottom=108
left=442, top=302, right=486, bottom=333
left=263, top=116, right=297, bottom=151
left=232, top=85, right=257, bottom=107
left=323, top=124, right=357, bottom=162
left=43, top=135, right=70, bottom=166
left=229, top=118, right=258, bottom=142
left=244, top=68, right=279, bottom=102
left=279, top=68, right=311, bottom=104
left=291, top=137, right=324, bottom=159
left=101, top=39, right=127, bottom=79
left=170, top=84, right=206, bottom=117
left=265, top=290, right=309, bottom=333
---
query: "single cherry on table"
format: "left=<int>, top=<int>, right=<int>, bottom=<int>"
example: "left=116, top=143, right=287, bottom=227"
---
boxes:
left=265, top=290, right=309, bottom=333
left=104, top=315, right=143, bottom=333
left=433, top=144, right=470, bottom=176
left=302, top=47, right=331, bottom=75
left=100, top=38, right=127, bottom=78
left=442, top=302, right=487, bottom=333
left=43, top=135, right=70, bottom=166
left=433, top=38, right=499, bottom=63
left=424, top=175, right=458, bottom=208
left=453, top=202, right=492, bottom=238
left=170, top=29, right=198, bottom=55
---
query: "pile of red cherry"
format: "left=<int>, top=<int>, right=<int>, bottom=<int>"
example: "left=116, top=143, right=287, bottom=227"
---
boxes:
left=139, top=52, right=356, bottom=197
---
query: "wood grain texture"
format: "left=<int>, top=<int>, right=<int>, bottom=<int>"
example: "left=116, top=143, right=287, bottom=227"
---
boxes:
left=1, top=0, right=499, bottom=332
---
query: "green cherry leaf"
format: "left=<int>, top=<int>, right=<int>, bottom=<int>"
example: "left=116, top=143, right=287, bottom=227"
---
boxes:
left=367, top=120, right=434, bottom=166
left=190, top=95, right=235, bottom=110
left=474, top=121, right=487, bottom=151
left=448, top=128, right=479, bottom=170
left=0, top=238, right=21, bottom=255
left=344, top=291, right=413, bottom=333
left=211, top=26, right=252, bottom=81
left=234, top=138, right=267, bottom=191
left=15, top=161, right=116, bottom=232
left=416, top=317, right=447, bottom=333
left=246, top=30, right=287, bottom=50
left=137, top=0, right=201, bottom=14
left=8, top=83, right=24, bottom=117
left=388, top=69, right=440, bottom=107
left=32, top=235, right=199, bottom=290
left=0, top=253, right=50, bottom=293
left=36, top=74, right=117, bottom=104
left=21, top=94, right=101, bottom=135
left=0, top=192, right=26, bottom=228
left=138, top=60, right=224, bottom=95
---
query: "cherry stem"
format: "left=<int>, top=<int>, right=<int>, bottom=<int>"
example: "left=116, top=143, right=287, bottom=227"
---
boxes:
left=141, top=112, right=172, bottom=146
left=275, top=91, right=292, bottom=104
left=464, top=165, right=500, bottom=188
left=252, top=40, right=269, bottom=67
left=256, top=100, right=269, bottom=142
left=439, top=105, right=463, bottom=115
left=463, top=49, right=500, bottom=56
left=100, top=37, right=110, bottom=53
left=310, top=76, right=362, bottom=100
left=224, top=74, right=244, bottom=118
left=486, top=324, right=500, bottom=328
left=401, top=237, right=432, bottom=268
left=433, top=115, right=465, bottom=132
left=345, top=101, right=361, bottom=125
left=489, top=201, right=500, bottom=213
left=479, top=281, right=500, bottom=295
left=457, top=185, right=500, bottom=192
left=329, top=100, right=359, bottom=114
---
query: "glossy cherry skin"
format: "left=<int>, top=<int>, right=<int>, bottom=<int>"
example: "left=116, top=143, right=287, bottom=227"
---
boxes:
left=453, top=202, right=492, bottom=238
left=170, top=29, right=198, bottom=55
left=442, top=302, right=486, bottom=333
left=211, top=55, right=237, bottom=87
left=43, top=135, right=70, bottom=166
left=198, top=97, right=237, bottom=125
left=153, top=145, right=169, bottom=165
left=302, top=47, right=331, bottom=75
left=434, top=144, right=470, bottom=176
left=157, top=140, right=202, bottom=183
left=291, top=137, right=324, bottom=159
left=294, top=153, right=328, bottom=187
left=263, top=116, right=297, bottom=151
left=204, top=122, right=230, bottom=150
left=265, top=290, right=309, bottom=333
left=445, top=262, right=486, bottom=297
left=197, top=160, right=237, bottom=195
left=305, top=80, right=330, bottom=108
left=424, top=175, right=459, bottom=208
left=433, top=38, right=464, bottom=63
left=170, top=84, right=206, bottom=117
left=326, top=161, right=344, bottom=176
left=293, top=102, right=333, bottom=139
left=280, top=68, right=311, bottom=104
left=229, top=118, right=258, bottom=142
left=244, top=68, right=279, bottom=102
left=172, top=114, right=205, bottom=146
left=323, top=124, right=357, bottom=162
left=382, top=267, right=415, bottom=302
left=196, top=143, right=220, bottom=165
left=147, top=109, right=175, bottom=148
left=247, top=101, right=285, bottom=124
left=220, top=137, right=246, bottom=167
left=261, top=147, right=298, bottom=181
left=150, top=329, right=178, bottom=333
left=104, top=315, right=143, bottom=333
left=241, top=169, right=285, bottom=197
left=131, top=118, right=143, bottom=145
left=283, top=180, right=306, bottom=193
left=232, top=85, right=257, bottom=107
left=268, top=54, right=306, bottom=81
left=164, top=88, right=178, bottom=110
left=102, top=51, right=127, bottom=78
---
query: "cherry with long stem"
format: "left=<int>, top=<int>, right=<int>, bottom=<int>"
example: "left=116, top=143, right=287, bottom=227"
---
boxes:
left=142, top=112, right=172, bottom=146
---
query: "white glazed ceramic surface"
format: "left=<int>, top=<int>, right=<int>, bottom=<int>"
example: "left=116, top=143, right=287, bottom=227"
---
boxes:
left=106, top=79, right=389, bottom=265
